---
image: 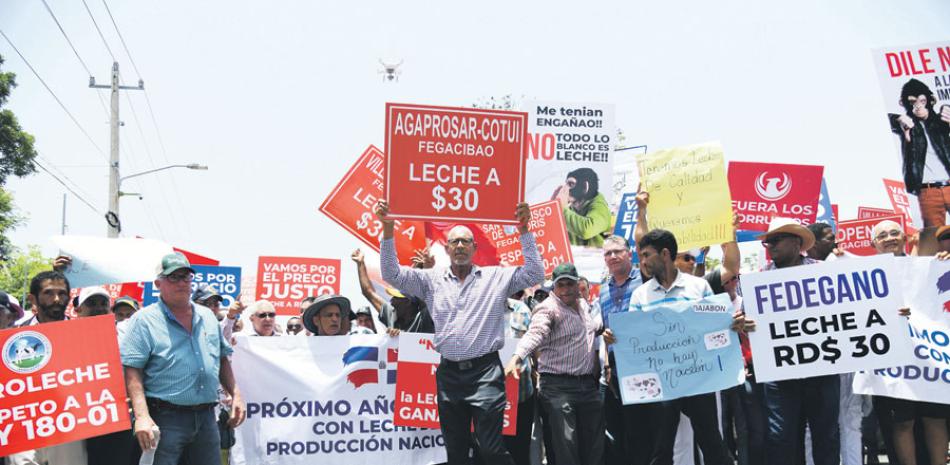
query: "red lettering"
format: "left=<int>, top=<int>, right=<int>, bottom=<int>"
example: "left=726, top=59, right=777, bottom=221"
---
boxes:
left=918, top=48, right=935, bottom=74
left=528, top=133, right=555, bottom=160
left=939, top=46, right=950, bottom=72
left=885, top=52, right=902, bottom=77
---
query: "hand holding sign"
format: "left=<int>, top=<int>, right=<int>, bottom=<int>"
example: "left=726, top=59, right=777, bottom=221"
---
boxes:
left=515, top=202, right=531, bottom=234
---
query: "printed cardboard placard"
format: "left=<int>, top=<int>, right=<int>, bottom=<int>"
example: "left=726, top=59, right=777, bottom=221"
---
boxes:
left=256, top=257, right=341, bottom=315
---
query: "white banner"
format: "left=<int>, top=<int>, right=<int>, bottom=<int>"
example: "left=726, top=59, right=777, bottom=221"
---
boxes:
left=51, top=235, right=173, bottom=288
left=230, top=334, right=445, bottom=465
left=853, top=257, right=950, bottom=403
left=740, top=255, right=911, bottom=382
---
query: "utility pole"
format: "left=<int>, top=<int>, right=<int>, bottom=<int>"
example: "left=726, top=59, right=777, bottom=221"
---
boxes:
left=90, top=62, right=143, bottom=238
left=61, top=193, right=67, bottom=235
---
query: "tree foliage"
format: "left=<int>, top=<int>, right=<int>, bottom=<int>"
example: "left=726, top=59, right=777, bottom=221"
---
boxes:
left=0, top=54, right=38, bottom=185
left=0, top=245, right=51, bottom=307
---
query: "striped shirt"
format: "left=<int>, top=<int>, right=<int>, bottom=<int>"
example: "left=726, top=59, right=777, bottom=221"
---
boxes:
left=630, top=269, right=713, bottom=311
left=380, top=233, right=545, bottom=361
left=599, top=267, right=643, bottom=352
left=513, top=295, right=601, bottom=376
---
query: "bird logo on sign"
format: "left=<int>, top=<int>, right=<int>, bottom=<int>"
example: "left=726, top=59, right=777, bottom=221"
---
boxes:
left=755, top=172, right=792, bottom=201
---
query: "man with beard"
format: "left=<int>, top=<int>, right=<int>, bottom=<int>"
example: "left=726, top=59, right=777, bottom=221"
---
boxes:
left=554, top=167, right=611, bottom=247
left=890, top=78, right=950, bottom=226
left=8, top=271, right=88, bottom=464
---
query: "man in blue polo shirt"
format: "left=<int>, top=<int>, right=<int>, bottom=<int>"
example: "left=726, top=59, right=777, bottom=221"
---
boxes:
left=121, top=253, right=246, bottom=465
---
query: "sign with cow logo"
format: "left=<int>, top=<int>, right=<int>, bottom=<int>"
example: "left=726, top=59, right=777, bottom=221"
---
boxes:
left=728, top=161, right=824, bottom=231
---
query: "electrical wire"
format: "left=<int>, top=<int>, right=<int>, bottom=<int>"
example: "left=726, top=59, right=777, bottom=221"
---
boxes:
left=40, top=0, right=93, bottom=77
left=80, top=0, right=116, bottom=61
left=101, top=0, right=141, bottom=80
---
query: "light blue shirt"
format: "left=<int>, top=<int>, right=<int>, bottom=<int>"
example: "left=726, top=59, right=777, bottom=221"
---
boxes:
left=120, top=299, right=232, bottom=405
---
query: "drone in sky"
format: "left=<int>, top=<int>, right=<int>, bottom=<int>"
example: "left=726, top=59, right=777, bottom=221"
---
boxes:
left=378, top=59, right=403, bottom=82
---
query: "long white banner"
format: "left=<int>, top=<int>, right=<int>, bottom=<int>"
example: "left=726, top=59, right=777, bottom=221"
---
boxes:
left=230, top=334, right=445, bottom=465
left=853, top=257, right=950, bottom=403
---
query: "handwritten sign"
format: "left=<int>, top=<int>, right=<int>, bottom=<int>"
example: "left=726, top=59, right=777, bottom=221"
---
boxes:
left=610, top=294, right=744, bottom=404
left=637, top=142, right=733, bottom=250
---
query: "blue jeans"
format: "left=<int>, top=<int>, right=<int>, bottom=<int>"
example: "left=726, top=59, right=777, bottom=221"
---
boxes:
left=763, top=376, right=839, bottom=465
left=152, top=406, right=221, bottom=465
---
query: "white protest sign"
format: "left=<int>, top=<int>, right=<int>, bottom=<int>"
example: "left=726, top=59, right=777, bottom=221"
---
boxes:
left=740, top=255, right=911, bottom=382
left=50, top=236, right=173, bottom=288
left=853, top=257, right=950, bottom=403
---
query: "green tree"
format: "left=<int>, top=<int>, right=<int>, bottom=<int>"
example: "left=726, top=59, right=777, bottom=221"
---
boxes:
left=0, top=54, right=39, bottom=261
left=0, top=245, right=51, bottom=308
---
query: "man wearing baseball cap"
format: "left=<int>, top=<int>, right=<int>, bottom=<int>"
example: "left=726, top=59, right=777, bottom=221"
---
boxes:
left=112, top=296, right=141, bottom=322
left=505, top=263, right=605, bottom=465
left=76, top=286, right=111, bottom=318
left=0, top=290, right=23, bottom=329
left=121, top=252, right=245, bottom=465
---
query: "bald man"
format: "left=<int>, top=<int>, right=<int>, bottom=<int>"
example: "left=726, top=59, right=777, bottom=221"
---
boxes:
left=376, top=199, right=544, bottom=465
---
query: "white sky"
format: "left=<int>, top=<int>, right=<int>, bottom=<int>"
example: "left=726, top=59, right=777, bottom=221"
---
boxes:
left=1, top=0, right=949, bottom=299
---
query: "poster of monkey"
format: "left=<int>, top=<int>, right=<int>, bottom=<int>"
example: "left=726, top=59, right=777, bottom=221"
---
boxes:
left=873, top=41, right=950, bottom=228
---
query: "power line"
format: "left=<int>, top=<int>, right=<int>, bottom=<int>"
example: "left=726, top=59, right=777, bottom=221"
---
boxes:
left=34, top=158, right=104, bottom=216
left=80, top=0, right=115, bottom=61
left=0, top=29, right=110, bottom=162
left=123, top=93, right=179, bottom=239
left=40, top=0, right=93, bottom=77
left=101, top=0, right=142, bottom=80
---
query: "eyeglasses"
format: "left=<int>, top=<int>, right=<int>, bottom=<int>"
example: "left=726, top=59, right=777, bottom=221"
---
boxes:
left=762, top=234, right=798, bottom=247
left=603, top=248, right=627, bottom=257
left=254, top=312, right=276, bottom=319
left=447, top=238, right=474, bottom=246
left=166, top=273, right=195, bottom=283
left=874, top=230, right=902, bottom=241
left=287, top=324, right=302, bottom=330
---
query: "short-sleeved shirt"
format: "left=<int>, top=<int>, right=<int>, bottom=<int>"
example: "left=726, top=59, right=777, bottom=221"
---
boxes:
left=630, top=269, right=713, bottom=311
left=121, top=300, right=232, bottom=406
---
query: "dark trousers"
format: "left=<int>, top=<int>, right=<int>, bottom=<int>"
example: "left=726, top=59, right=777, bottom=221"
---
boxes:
left=437, top=354, right=515, bottom=465
left=739, top=377, right=767, bottom=465
left=763, top=376, right=840, bottom=465
left=538, top=374, right=605, bottom=465
left=607, top=352, right=664, bottom=465
left=86, top=428, right=140, bottom=465
left=651, top=393, right=731, bottom=465
left=476, top=393, right=536, bottom=465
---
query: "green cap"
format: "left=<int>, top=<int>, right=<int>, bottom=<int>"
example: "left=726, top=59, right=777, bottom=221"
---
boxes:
left=157, top=252, right=194, bottom=277
left=551, top=263, right=580, bottom=283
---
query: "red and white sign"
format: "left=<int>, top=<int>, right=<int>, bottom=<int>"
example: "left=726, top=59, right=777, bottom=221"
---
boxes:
left=385, top=103, right=528, bottom=224
left=728, top=162, right=823, bottom=230
left=883, top=179, right=921, bottom=234
left=255, top=257, right=341, bottom=315
left=479, top=200, right=573, bottom=276
left=836, top=215, right=905, bottom=256
left=0, top=316, right=130, bottom=456
left=394, top=334, right=519, bottom=435
left=857, top=207, right=897, bottom=220
left=320, top=145, right=427, bottom=265
left=66, top=282, right=144, bottom=318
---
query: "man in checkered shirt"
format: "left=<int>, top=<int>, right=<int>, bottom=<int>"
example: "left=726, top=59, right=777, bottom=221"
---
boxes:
left=376, top=199, right=544, bottom=465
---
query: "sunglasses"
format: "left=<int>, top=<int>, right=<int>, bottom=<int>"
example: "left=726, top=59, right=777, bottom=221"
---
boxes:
left=761, top=233, right=798, bottom=247
left=680, top=254, right=696, bottom=262
left=287, top=324, right=302, bottom=330
left=254, top=312, right=276, bottom=319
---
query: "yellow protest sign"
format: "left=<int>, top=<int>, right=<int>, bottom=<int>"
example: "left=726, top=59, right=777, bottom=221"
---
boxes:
left=636, top=141, right=733, bottom=250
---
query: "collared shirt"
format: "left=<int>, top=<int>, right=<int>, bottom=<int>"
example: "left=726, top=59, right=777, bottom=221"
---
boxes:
left=514, top=295, right=601, bottom=376
left=380, top=233, right=545, bottom=361
left=630, top=269, right=713, bottom=311
left=599, top=267, right=643, bottom=352
left=121, top=300, right=232, bottom=405
left=762, top=255, right=819, bottom=271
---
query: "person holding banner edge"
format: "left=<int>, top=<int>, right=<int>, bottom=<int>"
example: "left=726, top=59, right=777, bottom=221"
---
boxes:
left=376, top=198, right=544, bottom=465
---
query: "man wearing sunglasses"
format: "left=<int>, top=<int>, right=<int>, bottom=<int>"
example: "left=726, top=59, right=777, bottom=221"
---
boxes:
left=121, top=252, right=245, bottom=465
left=247, top=300, right=279, bottom=337
left=286, top=317, right=304, bottom=335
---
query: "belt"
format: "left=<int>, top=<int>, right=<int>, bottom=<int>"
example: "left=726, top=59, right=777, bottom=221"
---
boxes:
left=440, top=351, right=499, bottom=370
left=921, top=181, right=950, bottom=189
left=146, top=397, right=215, bottom=412
left=540, top=372, right=599, bottom=381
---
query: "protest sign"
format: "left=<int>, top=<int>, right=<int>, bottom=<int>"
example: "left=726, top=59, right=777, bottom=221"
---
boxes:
left=740, top=255, right=910, bottom=382
left=853, top=257, right=950, bottom=403
left=882, top=179, right=923, bottom=233
left=0, top=316, right=130, bottom=455
left=637, top=142, right=733, bottom=250
left=143, top=265, right=242, bottom=307
left=610, top=294, right=744, bottom=404
left=728, top=162, right=823, bottom=231
left=320, top=145, right=427, bottom=265
left=384, top=103, right=527, bottom=223
left=872, top=42, right=950, bottom=227
left=478, top=200, right=573, bottom=276
left=66, top=282, right=144, bottom=318
left=816, top=178, right=837, bottom=232
left=612, top=192, right=640, bottom=264
left=230, top=334, right=445, bottom=465
left=393, top=334, right=519, bottom=435
left=523, top=101, right=615, bottom=247
left=836, top=215, right=905, bottom=257
left=857, top=207, right=897, bottom=220
left=256, top=257, right=340, bottom=315
left=51, top=236, right=173, bottom=288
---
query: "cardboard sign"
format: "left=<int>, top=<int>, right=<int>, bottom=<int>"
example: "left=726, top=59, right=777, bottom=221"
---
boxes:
left=637, top=142, right=734, bottom=250
left=385, top=103, right=527, bottom=223
left=478, top=200, right=573, bottom=276
left=0, top=316, right=131, bottom=455
left=611, top=294, right=744, bottom=404
left=394, top=334, right=519, bottom=435
left=836, top=215, right=905, bottom=256
left=320, top=145, right=427, bottom=265
left=740, top=255, right=910, bottom=382
left=256, top=257, right=341, bottom=315
left=883, top=179, right=922, bottom=234
left=143, top=265, right=242, bottom=308
left=728, top=161, right=823, bottom=231
left=857, top=207, right=897, bottom=220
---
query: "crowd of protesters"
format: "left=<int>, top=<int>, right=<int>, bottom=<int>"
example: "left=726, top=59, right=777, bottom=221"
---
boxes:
left=1, top=189, right=950, bottom=465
